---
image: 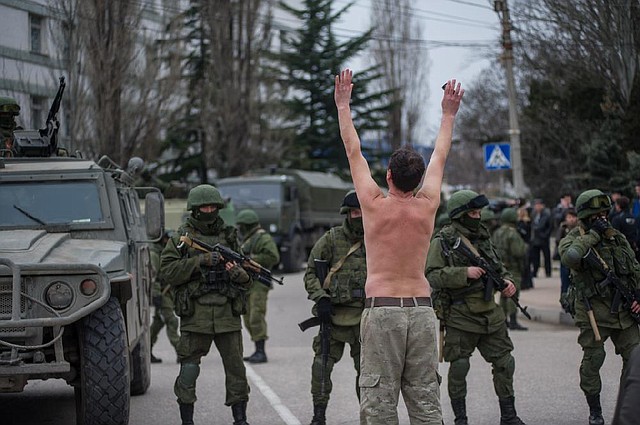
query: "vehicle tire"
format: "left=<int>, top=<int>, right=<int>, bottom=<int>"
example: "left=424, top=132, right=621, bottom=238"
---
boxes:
left=129, top=328, right=151, bottom=396
left=282, top=233, right=304, bottom=273
left=75, top=297, right=130, bottom=425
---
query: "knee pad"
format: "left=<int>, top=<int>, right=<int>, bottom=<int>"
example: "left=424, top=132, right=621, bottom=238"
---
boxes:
left=582, top=347, right=606, bottom=370
left=449, top=357, right=470, bottom=380
left=178, top=363, right=200, bottom=388
left=493, top=353, right=515, bottom=377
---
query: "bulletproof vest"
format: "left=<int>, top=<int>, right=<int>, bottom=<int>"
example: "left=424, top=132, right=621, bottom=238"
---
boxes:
left=326, top=225, right=367, bottom=304
left=492, top=224, right=520, bottom=271
left=241, top=227, right=265, bottom=257
left=178, top=221, right=239, bottom=292
left=569, top=228, right=638, bottom=299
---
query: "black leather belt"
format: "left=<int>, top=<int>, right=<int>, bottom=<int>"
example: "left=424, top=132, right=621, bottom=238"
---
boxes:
left=364, top=297, right=432, bottom=308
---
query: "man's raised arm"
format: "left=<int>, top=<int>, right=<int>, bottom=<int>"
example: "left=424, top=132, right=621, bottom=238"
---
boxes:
left=335, top=69, right=380, bottom=201
left=417, top=80, right=464, bottom=201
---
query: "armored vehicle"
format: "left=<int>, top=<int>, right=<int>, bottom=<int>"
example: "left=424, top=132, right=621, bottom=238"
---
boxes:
left=217, top=169, right=352, bottom=272
left=0, top=80, right=162, bottom=424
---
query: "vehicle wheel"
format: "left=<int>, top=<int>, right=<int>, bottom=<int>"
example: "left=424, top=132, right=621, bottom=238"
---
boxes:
left=129, top=328, right=151, bottom=396
left=75, top=297, right=130, bottom=425
left=282, top=233, right=304, bottom=273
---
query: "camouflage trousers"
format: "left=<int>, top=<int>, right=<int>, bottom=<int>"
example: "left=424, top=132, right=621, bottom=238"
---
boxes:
left=359, top=305, right=441, bottom=425
left=311, top=323, right=360, bottom=405
left=150, top=302, right=180, bottom=350
left=577, top=324, right=640, bottom=396
left=175, top=330, right=249, bottom=406
left=444, top=325, right=515, bottom=400
left=242, top=282, right=270, bottom=341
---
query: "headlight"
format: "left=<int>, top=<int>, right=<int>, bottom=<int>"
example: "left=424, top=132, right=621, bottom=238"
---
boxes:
left=269, top=224, right=278, bottom=233
left=80, top=279, right=98, bottom=296
left=45, top=281, right=73, bottom=310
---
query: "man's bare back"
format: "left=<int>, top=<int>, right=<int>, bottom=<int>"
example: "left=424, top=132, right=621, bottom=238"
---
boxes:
left=334, top=68, right=464, bottom=299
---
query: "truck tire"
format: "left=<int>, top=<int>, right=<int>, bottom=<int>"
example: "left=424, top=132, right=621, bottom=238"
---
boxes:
left=75, top=297, right=130, bottom=425
left=282, top=233, right=304, bottom=273
left=129, top=329, right=151, bottom=396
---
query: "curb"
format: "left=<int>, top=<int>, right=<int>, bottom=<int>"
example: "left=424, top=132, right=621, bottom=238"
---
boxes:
left=526, top=306, right=575, bottom=327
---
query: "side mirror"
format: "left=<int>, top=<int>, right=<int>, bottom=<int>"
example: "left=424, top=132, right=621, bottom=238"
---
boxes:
left=144, top=191, right=165, bottom=240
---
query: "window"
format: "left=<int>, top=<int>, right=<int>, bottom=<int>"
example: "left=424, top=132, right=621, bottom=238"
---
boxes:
left=30, top=14, right=44, bottom=54
left=31, top=96, right=45, bottom=128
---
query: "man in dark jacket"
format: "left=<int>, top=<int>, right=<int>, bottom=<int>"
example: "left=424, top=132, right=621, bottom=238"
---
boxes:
left=529, top=199, right=552, bottom=278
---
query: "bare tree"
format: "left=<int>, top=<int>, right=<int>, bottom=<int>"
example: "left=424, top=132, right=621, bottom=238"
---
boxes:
left=370, top=0, right=429, bottom=149
left=195, top=0, right=277, bottom=178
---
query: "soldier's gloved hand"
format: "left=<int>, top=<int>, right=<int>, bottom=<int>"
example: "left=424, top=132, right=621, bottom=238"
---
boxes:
left=152, top=295, right=162, bottom=309
left=316, top=298, right=333, bottom=324
left=227, top=263, right=250, bottom=284
left=199, top=252, right=221, bottom=267
left=590, top=217, right=611, bottom=236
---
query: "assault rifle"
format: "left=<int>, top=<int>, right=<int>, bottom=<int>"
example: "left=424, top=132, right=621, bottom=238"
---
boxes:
left=582, top=249, right=640, bottom=324
left=452, top=237, right=532, bottom=320
left=43, top=76, right=66, bottom=154
left=179, top=235, right=284, bottom=288
left=298, top=259, right=331, bottom=396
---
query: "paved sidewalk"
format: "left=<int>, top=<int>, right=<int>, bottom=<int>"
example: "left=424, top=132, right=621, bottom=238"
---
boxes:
left=517, top=272, right=575, bottom=327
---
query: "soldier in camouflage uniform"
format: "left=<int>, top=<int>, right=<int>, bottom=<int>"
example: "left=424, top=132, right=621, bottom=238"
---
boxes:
left=303, top=191, right=366, bottom=425
left=558, top=189, right=640, bottom=425
left=237, top=209, right=280, bottom=364
left=0, top=97, right=20, bottom=155
left=493, top=208, right=528, bottom=331
left=426, top=190, right=526, bottom=425
left=159, top=184, right=252, bottom=425
left=149, top=230, right=180, bottom=363
left=481, top=206, right=499, bottom=236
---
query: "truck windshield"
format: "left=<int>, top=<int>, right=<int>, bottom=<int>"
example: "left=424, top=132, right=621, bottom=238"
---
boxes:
left=0, top=181, right=104, bottom=226
left=218, top=183, right=281, bottom=207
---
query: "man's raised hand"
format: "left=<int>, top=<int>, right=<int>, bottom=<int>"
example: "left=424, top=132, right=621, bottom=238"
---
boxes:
left=441, top=79, right=464, bottom=116
left=334, top=69, right=353, bottom=110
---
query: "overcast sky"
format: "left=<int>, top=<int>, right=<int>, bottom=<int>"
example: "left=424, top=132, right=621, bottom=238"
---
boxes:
left=334, top=0, right=502, bottom=143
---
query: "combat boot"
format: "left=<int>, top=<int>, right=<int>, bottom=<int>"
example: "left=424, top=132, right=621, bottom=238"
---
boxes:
left=178, top=403, right=194, bottom=425
left=586, top=394, right=604, bottom=425
left=498, top=396, right=526, bottom=425
left=231, top=401, right=250, bottom=425
left=509, top=314, right=528, bottom=331
left=309, top=404, right=327, bottom=425
left=451, top=398, right=468, bottom=425
left=244, top=340, right=267, bottom=363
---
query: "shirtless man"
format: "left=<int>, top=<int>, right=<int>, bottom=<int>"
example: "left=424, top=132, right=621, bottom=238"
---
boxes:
left=334, top=69, right=464, bottom=425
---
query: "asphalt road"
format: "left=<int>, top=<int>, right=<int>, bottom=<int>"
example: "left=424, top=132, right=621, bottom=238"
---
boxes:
left=0, top=270, right=627, bottom=425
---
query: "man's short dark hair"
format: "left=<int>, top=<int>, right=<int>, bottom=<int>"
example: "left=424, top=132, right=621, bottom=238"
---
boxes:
left=617, top=196, right=630, bottom=210
left=388, top=145, right=425, bottom=193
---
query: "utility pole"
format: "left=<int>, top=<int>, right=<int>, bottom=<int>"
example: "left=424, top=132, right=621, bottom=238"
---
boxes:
left=494, top=0, right=526, bottom=197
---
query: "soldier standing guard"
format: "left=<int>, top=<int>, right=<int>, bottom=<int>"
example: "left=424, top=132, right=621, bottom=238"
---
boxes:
left=149, top=230, right=180, bottom=363
left=493, top=208, right=528, bottom=331
left=303, top=190, right=366, bottom=425
left=0, top=97, right=20, bottom=156
left=159, top=184, right=253, bottom=425
left=237, top=209, right=280, bottom=363
left=559, top=189, right=640, bottom=425
left=426, top=190, right=526, bottom=425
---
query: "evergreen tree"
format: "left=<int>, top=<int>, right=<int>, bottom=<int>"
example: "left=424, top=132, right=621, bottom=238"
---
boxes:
left=270, top=0, right=392, bottom=173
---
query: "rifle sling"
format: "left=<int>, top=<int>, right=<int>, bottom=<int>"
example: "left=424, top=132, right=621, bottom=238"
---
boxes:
left=322, top=239, right=362, bottom=290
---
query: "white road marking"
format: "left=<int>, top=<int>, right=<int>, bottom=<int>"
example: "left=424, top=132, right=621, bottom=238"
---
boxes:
left=245, top=364, right=302, bottom=425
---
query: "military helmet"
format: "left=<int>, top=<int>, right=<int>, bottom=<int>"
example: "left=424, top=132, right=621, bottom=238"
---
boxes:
left=0, top=97, right=20, bottom=116
left=236, top=209, right=259, bottom=225
left=500, top=207, right=518, bottom=224
left=447, top=190, right=489, bottom=219
left=576, top=189, right=611, bottom=220
left=186, top=184, right=225, bottom=210
left=480, top=207, right=496, bottom=222
left=340, top=190, right=360, bottom=214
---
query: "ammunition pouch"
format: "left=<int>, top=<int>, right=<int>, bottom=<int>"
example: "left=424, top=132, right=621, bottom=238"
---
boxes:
left=432, top=289, right=451, bottom=321
left=328, top=273, right=366, bottom=305
left=173, top=286, right=195, bottom=318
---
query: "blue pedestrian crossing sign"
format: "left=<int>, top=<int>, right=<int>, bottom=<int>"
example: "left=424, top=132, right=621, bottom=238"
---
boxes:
left=483, top=143, right=511, bottom=170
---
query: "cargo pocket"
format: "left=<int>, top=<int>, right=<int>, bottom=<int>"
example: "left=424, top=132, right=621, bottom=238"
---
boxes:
left=359, top=373, right=380, bottom=389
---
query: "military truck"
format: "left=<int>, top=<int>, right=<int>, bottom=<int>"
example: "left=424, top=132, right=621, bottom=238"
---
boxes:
left=217, top=169, right=353, bottom=272
left=0, top=137, right=162, bottom=422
